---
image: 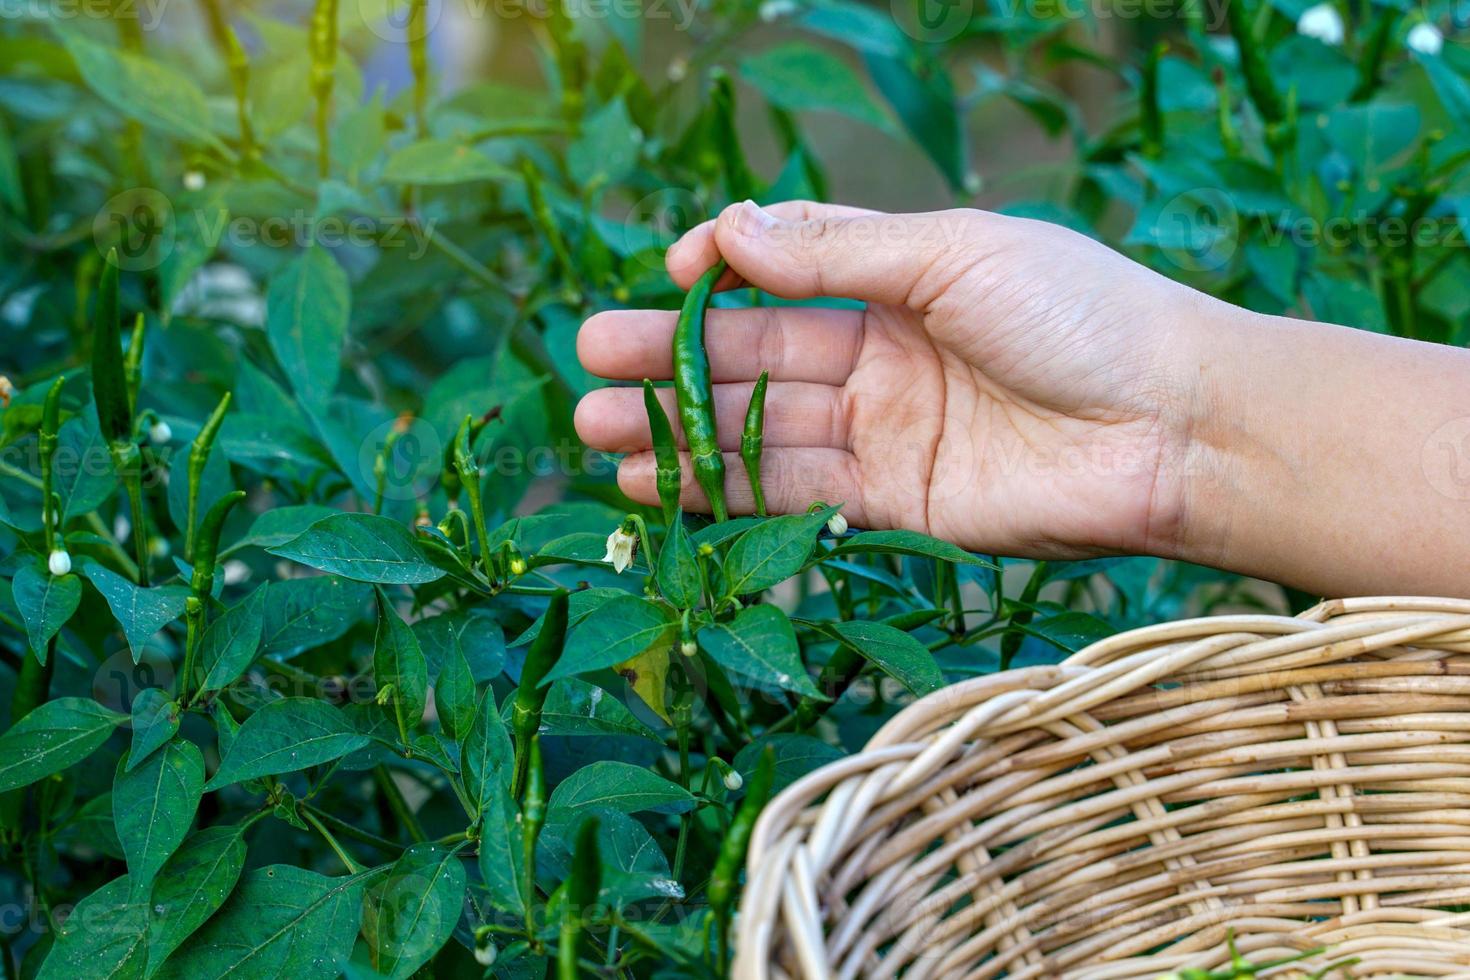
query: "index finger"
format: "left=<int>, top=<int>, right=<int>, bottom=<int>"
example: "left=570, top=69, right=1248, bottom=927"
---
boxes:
left=665, top=200, right=882, bottom=290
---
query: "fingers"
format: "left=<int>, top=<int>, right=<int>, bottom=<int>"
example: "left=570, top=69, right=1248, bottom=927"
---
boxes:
left=577, top=305, right=863, bottom=386
left=618, top=448, right=865, bottom=522
left=576, top=381, right=848, bottom=453
left=667, top=199, right=979, bottom=309
left=666, top=200, right=880, bottom=290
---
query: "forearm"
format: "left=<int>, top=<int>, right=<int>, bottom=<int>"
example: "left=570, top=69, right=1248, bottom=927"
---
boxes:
left=1179, top=302, right=1470, bottom=598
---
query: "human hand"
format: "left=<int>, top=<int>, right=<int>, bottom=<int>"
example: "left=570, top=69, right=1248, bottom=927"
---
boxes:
left=576, top=200, right=1224, bottom=561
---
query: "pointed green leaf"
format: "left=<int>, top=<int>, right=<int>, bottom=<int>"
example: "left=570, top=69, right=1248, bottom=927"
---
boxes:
left=374, top=591, right=428, bottom=735
left=821, top=620, right=943, bottom=695
left=477, top=779, right=527, bottom=915
left=533, top=679, right=659, bottom=741
left=259, top=576, right=372, bottom=658
left=80, top=560, right=190, bottom=661
left=547, top=761, right=693, bottom=815
left=698, top=604, right=821, bottom=698
left=146, top=825, right=249, bottom=973
left=61, top=33, right=224, bottom=150
left=13, top=562, right=81, bottom=660
left=655, top=518, right=702, bottom=607
left=126, top=688, right=179, bottom=771
left=827, top=530, right=995, bottom=567
left=461, top=688, right=512, bottom=815
left=205, top=699, right=369, bottom=790
left=266, top=246, right=350, bottom=414
left=114, top=740, right=204, bottom=899
left=542, top=595, right=675, bottom=685
left=722, top=509, right=831, bottom=595
left=363, top=843, right=467, bottom=979
left=0, top=697, right=126, bottom=793
left=199, top=585, right=268, bottom=692
left=269, top=514, right=444, bottom=585
left=433, top=635, right=476, bottom=743
left=36, top=875, right=147, bottom=980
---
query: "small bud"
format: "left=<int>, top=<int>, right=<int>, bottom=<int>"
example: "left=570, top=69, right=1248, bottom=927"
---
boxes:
left=722, top=768, right=743, bottom=791
left=962, top=171, right=983, bottom=196
left=667, top=56, right=688, bottom=82
left=826, top=512, right=848, bottom=536
left=1296, top=2, right=1345, bottom=45
left=183, top=170, right=206, bottom=191
left=509, top=556, right=527, bottom=576
left=148, top=420, right=172, bottom=444
left=697, top=542, right=714, bottom=557
left=222, top=559, right=251, bottom=585
left=680, top=638, right=698, bottom=657
left=473, top=941, right=497, bottom=967
left=48, top=549, right=71, bottom=577
left=0, top=375, right=12, bottom=408
left=1406, top=21, right=1444, bottom=56
left=149, top=536, right=170, bottom=559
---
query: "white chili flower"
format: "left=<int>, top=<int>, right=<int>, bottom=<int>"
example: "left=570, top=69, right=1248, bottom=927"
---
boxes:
left=183, top=170, right=206, bottom=191
left=149, top=420, right=172, bottom=444
left=473, top=941, right=497, bottom=966
left=680, top=638, right=698, bottom=658
left=602, top=526, right=637, bottom=574
left=1407, top=21, right=1444, bottom=55
left=1297, top=2, right=1345, bottom=44
left=826, top=511, right=849, bottom=536
left=48, top=549, right=72, bottom=577
left=723, top=767, right=743, bottom=791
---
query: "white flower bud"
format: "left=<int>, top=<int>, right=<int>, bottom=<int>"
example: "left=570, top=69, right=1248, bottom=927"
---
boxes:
left=826, top=512, right=848, bottom=536
left=149, top=420, right=172, bottom=444
left=667, top=57, right=688, bottom=83
left=1296, top=3, right=1345, bottom=45
left=602, top=526, right=638, bottom=574
left=222, top=559, right=251, bottom=585
left=183, top=170, right=206, bottom=191
left=1407, top=22, right=1444, bottom=55
left=48, top=549, right=71, bottom=577
left=473, top=941, right=497, bottom=966
left=723, top=768, right=743, bottom=791
left=680, top=638, right=698, bottom=657
left=509, top=556, right=527, bottom=576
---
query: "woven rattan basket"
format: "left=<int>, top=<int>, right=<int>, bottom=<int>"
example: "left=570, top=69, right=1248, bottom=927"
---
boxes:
left=734, top=597, right=1470, bottom=979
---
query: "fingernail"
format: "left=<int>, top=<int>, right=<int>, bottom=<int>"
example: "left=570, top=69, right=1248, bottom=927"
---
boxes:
left=729, top=199, right=775, bottom=238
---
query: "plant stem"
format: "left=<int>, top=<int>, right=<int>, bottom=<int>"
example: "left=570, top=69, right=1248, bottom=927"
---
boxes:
left=374, top=764, right=426, bottom=843
left=300, top=806, right=364, bottom=873
left=300, top=802, right=401, bottom=854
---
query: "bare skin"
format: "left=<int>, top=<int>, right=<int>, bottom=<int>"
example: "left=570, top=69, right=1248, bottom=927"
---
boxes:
left=575, top=200, right=1470, bottom=599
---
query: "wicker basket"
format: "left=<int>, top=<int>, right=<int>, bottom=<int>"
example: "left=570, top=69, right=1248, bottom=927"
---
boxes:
left=734, top=597, right=1470, bottom=979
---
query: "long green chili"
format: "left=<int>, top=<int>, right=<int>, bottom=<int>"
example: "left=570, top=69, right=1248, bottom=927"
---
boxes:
left=643, top=379, right=682, bottom=527
left=185, top=391, right=231, bottom=563
left=309, top=0, right=338, bottom=179
left=521, top=735, right=547, bottom=941
left=224, top=27, right=257, bottom=159
left=181, top=489, right=245, bottom=704
left=39, top=378, right=63, bottom=556
left=1224, top=0, right=1285, bottom=127
left=741, top=371, right=769, bottom=517
left=709, top=747, right=774, bottom=966
left=93, top=252, right=149, bottom=585
left=511, top=589, right=568, bottom=800
left=452, top=414, right=492, bottom=577
left=558, top=816, right=601, bottom=980
left=673, top=260, right=729, bottom=522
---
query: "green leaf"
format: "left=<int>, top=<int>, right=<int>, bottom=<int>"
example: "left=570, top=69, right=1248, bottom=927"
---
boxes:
left=56, top=410, right=117, bottom=520
left=689, top=516, right=762, bottom=549
left=1017, top=610, right=1117, bottom=653
left=199, top=585, right=268, bottom=693
left=228, top=505, right=339, bottom=552
left=477, top=779, right=527, bottom=915
left=568, top=98, right=642, bottom=187
left=266, top=246, right=350, bottom=414
left=821, top=620, right=943, bottom=695
left=205, top=698, right=370, bottom=789
left=1422, top=54, right=1470, bottom=128
left=12, top=561, right=81, bottom=660
left=864, top=51, right=966, bottom=190
left=259, top=576, right=372, bottom=658
left=534, top=679, right=659, bottom=741
left=722, top=510, right=830, bottom=595
left=80, top=561, right=191, bottom=661
left=0, top=697, right=126, bottom=793
left=698, top=605, right=821, bottom=698
left=36, top=876, right=147, bottom=980
left=826, top=529, right=995, bottom=567
left=146, top=825, right=249, bottom=974
left=415, top=607, right=506, bottom=681
left=155, top=865, right=367, bottom=979
left=382, top=140, right=513, bottom=184
left=734, top=734, right=843, bottom=794
left=126, top=688, right=179, bottom=771
left=655, top=518, right=702, bottom=607
left=434, top=634, right=476, bottom=743
left=362, top=843, right=467, bottom=979
left=114, top=740, right=204, bottom=900
left=1321, top=102, right=1421, bottom=175
left=374, top=591, right=429, bottom=734
left=60, top=33, right=224, bottom=150
left=461, top=688, right=512, bottom=816
left=740, top=44, right=891, bottom=131
left=542, top=808, right=679, bottom=906
left=270, top=514, right=444, bottom=585
left=542, top=595, right=675, bottom=684
left=547, top=761, right=694, bottom=815
left=510, top=587, right=622, bottom=648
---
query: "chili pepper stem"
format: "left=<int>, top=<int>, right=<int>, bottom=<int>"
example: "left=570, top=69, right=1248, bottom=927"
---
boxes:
left=300, top=805, right=364, bottom=873
left=116, top=449, right=149, bottom=586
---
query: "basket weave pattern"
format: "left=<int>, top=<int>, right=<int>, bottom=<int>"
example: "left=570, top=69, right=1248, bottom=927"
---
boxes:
left=734, top=598, right=1470, bottom=979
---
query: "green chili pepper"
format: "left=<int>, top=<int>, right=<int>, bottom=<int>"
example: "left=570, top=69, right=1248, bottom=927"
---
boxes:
left=643, top=379, right=682, bottom=528
left=520, top=159, right=582, bottom=300
left=521, top=735, right=547, bottom=939
left=673, top=260, right=729, bottom=522
left=93, top=251, right=150, bottom=585
left=709, top=746, right=774, bottom=966
left=1213, top=68, right=1242, bottom=157
left=1224, top=0, right=1285, bottom=127
left=39, top=378, right=64, bottom=555
left=451, top=414, right=493, bottom=578
left=1140, top=42, right=1165, bottom=159
left=190, top=490, right=244, bottom=600
left=124, top=313, right=144, bottom=418
left=224, top=27, right=257, bottom=159
left=186, top=391, right=231, bottom=563
left=511, top=589, right=568, bottom=800
left=545, top=0, right=586, bottom=125
left=710, top=68, right=755, bottom=201
left=741, top=371, right=769, bottom=517
left=408, top=0, right=429, bottom=139
left=557, top=816, right=601, bottom=980
left=309, top=0, right=339, bottom=179
left=1350, top=6, right=1399, bottom=103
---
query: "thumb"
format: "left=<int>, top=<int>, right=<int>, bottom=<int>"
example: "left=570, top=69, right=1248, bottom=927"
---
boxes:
left=669, top=200, right=971, bottom=309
